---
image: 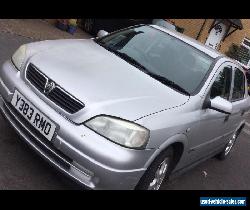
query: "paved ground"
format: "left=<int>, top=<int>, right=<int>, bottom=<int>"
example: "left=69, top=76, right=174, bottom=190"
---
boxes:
left=0, top=19, right=91, bottom=40
left=1, top=30, right=250, bottom=190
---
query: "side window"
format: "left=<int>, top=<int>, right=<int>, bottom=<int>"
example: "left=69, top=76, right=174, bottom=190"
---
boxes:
left=232, top=68, right=245, bottom=101
left=210, top=66, right=232, bottom=100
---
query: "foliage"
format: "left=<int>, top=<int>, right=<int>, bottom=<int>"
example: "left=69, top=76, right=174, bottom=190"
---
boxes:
left=68, top=19, right=77, bottom=26
left=176, top=26, right=184, bottom=33
left=225, top=43, right=240, bottom=60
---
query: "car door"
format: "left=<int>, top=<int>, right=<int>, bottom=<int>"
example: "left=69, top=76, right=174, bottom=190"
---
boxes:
left=229, top=66, right=250, bottom=131
left=188, top=63, right=234, bottom=162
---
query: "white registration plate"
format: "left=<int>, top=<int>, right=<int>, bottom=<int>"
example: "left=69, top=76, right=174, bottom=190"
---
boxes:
left=11, top=90, right=57, bottom=141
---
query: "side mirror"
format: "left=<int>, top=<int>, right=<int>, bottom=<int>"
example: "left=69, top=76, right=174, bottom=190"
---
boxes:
left=97, top=30, right=109, bottom=38
left=209, top=96, right=232, bottom=114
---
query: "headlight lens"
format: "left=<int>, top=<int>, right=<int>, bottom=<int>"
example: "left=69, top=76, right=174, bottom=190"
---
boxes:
left=85, top=116, right=150, bottom=149
left=11, top=44, right=27, bottom=71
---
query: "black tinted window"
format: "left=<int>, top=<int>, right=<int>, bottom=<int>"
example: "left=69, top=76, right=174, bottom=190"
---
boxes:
left=232, top=69, right=245, bottom=100
left=97, top=25, right=214, bottom=94
left=210, top=66, right=232, bottom=100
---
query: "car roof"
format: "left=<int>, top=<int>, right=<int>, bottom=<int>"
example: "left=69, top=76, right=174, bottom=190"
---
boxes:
left=150, top=24, right=224, bottom=59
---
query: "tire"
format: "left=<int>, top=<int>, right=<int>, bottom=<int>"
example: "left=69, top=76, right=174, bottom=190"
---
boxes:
left=135, top=147, right=174, bottom=190
left=216, top=130, right=240, bottom=160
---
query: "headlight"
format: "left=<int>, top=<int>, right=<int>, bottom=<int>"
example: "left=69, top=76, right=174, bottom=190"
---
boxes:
left=11, top=44, right=27, bottom=71
left=84, top=116, right=150, bottom=149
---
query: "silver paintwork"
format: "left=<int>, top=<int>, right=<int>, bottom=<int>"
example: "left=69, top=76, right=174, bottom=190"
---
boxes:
left=210, top=96, right=233, bottom=114
left=97, top=30, right=109, bottom=38
left=0, top=25, right=250, bottom=190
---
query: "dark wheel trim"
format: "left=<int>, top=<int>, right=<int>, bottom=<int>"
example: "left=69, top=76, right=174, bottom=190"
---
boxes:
left=135, top=147, right=174, bottom=190
left=216, top=130, right=240, bottom=160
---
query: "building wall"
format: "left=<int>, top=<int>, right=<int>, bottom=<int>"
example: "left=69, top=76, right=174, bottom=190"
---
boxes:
left=170, top=19, right=250, bottom=54
left=45, top=19, right=250, bottom=55
left=196, top=19, right=214, bottom=43
left=219, top=19, right=250, bottom=53
left=170, top=19, right=206, bottom=39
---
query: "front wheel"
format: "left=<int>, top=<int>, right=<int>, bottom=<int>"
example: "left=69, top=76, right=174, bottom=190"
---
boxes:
left=216, top=132, right=239, bottom=160
left=135, top=147, right=174, bottom=190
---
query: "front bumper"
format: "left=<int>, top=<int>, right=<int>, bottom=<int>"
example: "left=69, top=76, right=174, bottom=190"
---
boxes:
left=0, top=60, right=155, bottom=190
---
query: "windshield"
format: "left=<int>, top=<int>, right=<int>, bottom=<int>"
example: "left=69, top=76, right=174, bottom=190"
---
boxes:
left=95, top=25, right=214, bottom=94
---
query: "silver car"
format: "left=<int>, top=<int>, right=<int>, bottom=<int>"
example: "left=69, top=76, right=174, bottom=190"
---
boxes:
left=0, top=25, right=249, bottom=190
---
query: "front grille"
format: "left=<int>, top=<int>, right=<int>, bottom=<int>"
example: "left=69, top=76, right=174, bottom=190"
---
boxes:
left=48, top=87, right=84, bottom=114
left=26, top=64, right=84, bottom=114
left=26, top=64, right=47, bottom=92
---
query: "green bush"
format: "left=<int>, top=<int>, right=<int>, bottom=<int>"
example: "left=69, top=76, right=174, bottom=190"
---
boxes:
left=225, top=43, right=240, bottom=60
left=176, top=26, right=184, bottom=33
left=69, top=19, right=77, bottom=26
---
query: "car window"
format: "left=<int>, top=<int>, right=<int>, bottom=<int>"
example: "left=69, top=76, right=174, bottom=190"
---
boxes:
left=152, top=19, right=176, bottom=31
left=210, top=66, right=232, bottom=100
left=96, top=25, right=214, bottom=94
left=232, top=68, right=245, bottom=101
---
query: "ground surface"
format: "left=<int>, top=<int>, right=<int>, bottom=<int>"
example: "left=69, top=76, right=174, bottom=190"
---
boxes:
left=1, top=22, right=250, bottom=190
left=0, top=19, right=91, bottom=40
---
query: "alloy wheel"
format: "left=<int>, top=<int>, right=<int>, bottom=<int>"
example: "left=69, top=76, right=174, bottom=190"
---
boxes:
left=225, top=133, right=237, bottom=156
left=148, top=158, right=169, bottom=190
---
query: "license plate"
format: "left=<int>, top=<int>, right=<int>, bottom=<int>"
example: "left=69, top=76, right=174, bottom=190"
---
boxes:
left=11, top=90, right=57, bottom=141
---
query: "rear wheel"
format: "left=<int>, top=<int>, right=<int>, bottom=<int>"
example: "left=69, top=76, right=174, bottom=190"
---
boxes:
left=135, top=147, right=174, bottom=190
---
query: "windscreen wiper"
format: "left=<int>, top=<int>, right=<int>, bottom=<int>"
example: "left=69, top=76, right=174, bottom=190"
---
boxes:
left=98, top=43, right=190, bottom=95
left=97, top=42, right=148, bottom=71
left=112, top=50, right=149, bottom=71
left=145, top=71, right=190, bottom=96
left=116, top=51, right=190, bottom=96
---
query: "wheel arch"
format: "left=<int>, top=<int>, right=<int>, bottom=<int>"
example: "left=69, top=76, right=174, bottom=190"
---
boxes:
left=144, top=133, right=188, bottom=169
